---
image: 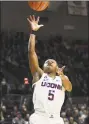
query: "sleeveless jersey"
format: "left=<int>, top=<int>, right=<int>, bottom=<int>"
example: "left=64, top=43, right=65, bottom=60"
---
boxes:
left=32, top=73, right=65, bottom=116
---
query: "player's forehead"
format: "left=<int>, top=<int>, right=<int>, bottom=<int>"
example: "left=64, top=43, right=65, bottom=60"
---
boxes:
left=45, top=59, right=57, bottom=63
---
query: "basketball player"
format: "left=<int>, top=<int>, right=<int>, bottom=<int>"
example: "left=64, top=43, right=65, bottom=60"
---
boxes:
left=27, top=15, right=72, bottom=124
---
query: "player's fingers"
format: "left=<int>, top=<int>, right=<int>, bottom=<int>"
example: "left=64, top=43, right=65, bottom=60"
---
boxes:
left=39, top=24, right=44, bottom=27
left=61, top=66, right=66, bottom=71
left=29, top=15, right=33, bottom=21
left=36, top=16, right=40, bottom=23
left=32, top=15, right=35, bottom=21
left=27, top=18, right=31, bottom=24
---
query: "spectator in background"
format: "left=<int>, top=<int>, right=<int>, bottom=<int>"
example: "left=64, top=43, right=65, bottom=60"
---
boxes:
left=0, top=100, right=7, bottom=123
left=66, top=108, right=72, bottom=118
left=78, top=116, right=84, bottom=124
left=21, top=105, right=28, bottom=119
left=12, top=112, right=25, bottom=124
left=73, top=109, right=79, bottom=122
left=63, top=117, right=69, bottom=124
left=69, top=117, right=77, bottom=124
left=1, top=78, right=7, bottom=97
left=11, top=105, right=19, bottom=118
left=61, top=111, right=66, bottom=119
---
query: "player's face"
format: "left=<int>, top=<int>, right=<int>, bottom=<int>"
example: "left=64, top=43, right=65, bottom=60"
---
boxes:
left=43, top=59, right=58, bottom=73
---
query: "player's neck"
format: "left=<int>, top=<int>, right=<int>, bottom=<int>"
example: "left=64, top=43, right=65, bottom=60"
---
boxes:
left=47, top=72, right=56, bottom=79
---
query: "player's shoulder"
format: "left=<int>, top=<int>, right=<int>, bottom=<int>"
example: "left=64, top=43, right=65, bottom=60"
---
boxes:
left=55, top=75, right=62, bottom=82
left=56, top=75, right=62, bottom=79
left=32, top=72, right=40, bottom=83
left=32, top=72, right=47, bottom=87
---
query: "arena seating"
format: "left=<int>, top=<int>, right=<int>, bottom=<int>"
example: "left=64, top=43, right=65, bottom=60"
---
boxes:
left=0, top=31, right=88, bottom=124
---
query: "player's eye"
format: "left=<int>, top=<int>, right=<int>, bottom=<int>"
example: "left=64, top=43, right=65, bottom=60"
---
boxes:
left=51, top=61, right=54, bottom=63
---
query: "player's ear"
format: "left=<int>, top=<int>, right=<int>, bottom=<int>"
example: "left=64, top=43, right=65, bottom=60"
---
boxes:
left=43, top=64, right=46, bottom=72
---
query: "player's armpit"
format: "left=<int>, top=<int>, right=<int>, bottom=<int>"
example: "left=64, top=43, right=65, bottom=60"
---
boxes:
left=32, top=72, right=40, bottom=83
left=60, top=75, right=72, bottom=92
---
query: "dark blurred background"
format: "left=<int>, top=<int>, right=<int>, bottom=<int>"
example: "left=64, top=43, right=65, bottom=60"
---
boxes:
left=0, top=1, right=89, bottom=124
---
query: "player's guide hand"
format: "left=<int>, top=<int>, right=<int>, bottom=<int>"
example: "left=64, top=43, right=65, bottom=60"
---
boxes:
left=27, top=15, right=44, bottom=31
left=56, top=66, right=66, bottom=75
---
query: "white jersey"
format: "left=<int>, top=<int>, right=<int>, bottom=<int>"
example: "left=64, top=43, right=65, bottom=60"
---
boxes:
left=32, top=73, right=65, bottom=117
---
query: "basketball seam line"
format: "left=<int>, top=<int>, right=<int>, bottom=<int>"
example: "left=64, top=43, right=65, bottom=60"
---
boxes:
left=36, top=2, right=43, bottom=11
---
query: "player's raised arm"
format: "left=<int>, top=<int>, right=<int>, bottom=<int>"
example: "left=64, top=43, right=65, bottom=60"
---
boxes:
left=27, top=15, right=44, bottom=77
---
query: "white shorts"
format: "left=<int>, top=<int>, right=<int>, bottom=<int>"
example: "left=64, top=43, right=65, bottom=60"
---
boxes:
left=29, top=112, right=64, bottom=124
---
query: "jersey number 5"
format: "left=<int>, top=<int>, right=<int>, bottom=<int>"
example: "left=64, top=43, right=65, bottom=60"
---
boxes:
left=48, top=90, right=55, bottom=101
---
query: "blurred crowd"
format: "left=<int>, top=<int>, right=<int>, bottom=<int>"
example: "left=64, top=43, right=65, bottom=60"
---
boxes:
left=0, top=31, right=88, bottom=124
left=0, top=95, right=89, bottom=124
left=0, top=96, right=32, bottom=124
left=1, top=31, right=88, bottom=95
left=61, top=103, right=89, bottom=124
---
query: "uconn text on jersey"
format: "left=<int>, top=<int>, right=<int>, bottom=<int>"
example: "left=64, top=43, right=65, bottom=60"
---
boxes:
left=41, top=82, right=62, bottom=90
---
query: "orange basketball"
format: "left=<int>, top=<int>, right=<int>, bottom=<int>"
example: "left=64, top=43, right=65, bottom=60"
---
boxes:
left=28, top=1, right=49, bottom=11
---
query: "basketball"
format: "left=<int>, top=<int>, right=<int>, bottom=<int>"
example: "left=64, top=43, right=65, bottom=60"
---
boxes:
left=28, top=1, right=49, bottom=11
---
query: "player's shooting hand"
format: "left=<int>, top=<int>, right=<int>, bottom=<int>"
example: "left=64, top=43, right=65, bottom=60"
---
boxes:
left=27, top=15, right=44, bottom=31
left=56, top=66, right=65, bottom=75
